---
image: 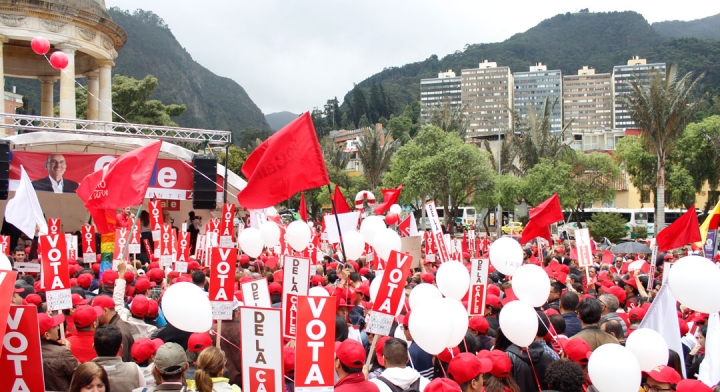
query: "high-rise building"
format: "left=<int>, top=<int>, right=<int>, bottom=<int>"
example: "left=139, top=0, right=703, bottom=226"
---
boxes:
left=420, top=70, right=462, bottom=123
left=461, top=60, right=514, bottom=140
left=612, top=56, right=666, bottom=129
left=562, top=66, right=613, bottom=132
left=513, top=63, right=563, bottom=133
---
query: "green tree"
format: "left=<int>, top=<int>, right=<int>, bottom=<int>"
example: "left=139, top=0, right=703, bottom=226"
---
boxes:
left=358, top=114, right=372, bottom=128
left=324, top=97, right=341, bottom=130
left=523, top=158, right=576, bottom=209
left=387, top=114, right=413, bottom=145
left=618, top=63, right=704, bottom=230
left=586, top=212, right=628, bottom=243
left=350, top=85, right=368, bottom=125
left=482, top=138, right=520, bottom=175
left=614, top=135, right=657, bottom=204
left=217, top=145, right=249, bottom=176
left=473, top=174, right=526, bottom=235
left=384, top=126, right=495, bottom=230
left=321, top=136, right=348, bottom=170
left=424, top=99, right=469, bottom=139
left=236, top=127, right=272, bottom=152
left=356, top=126, right=399, bottom=190
left=569, top=152, right=621, bottom=221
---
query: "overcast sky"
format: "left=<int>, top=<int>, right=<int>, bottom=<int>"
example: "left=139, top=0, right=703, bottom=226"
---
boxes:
left=105, top=1, right=720, bottom=115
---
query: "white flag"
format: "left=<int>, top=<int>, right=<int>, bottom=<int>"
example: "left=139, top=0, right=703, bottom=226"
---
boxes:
left=323, top=211, right=360, bottom=244
left=699, top=312, right=720, bottom=386
left=639, top=284, right=686, bottom=377
left=409, top=214, right=419, bottom=236
left=5, top=166, right=48, bottom=238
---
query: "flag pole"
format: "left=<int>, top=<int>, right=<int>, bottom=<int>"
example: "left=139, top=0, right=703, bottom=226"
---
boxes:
left=327, top=184, right=348, bottom=263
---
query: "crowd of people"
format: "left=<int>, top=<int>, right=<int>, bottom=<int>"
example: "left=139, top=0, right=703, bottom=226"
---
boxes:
left=6, top=215, right=720, bottom=392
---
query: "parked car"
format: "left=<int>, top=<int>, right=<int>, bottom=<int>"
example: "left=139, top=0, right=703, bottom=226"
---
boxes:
left=501, top=221, right=524, bottom=234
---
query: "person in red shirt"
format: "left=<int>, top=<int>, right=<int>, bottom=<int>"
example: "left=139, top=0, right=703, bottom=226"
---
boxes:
left=66, top=305, right=103, bottom=363
left=334, top=339, right=379, bottom=391
left=116, top=207, right=135, bottom=229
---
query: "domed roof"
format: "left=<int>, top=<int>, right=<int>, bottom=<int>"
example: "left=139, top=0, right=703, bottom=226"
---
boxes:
left=45, top=0, right=111, bottom=19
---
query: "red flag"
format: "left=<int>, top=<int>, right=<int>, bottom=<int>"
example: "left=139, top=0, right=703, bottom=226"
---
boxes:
left=299, top=192, right=308, bottom=222
left=373, top=184, right=403, bottom=214
left=399, top=216, right=411, bottom=237
left=77, top=141, right=162, bottom=209
left=238, top=112, right=329, bottom=209
left=462, top=231, right=469, bottom=253
left=332, top=184, right=351, bottom=214
left=521, top=193, right=564, bottom=244
left=656, top=206, right=701, bottom=252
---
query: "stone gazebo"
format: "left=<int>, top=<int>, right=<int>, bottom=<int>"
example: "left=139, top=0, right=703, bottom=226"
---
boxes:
left=0, top=0, right=125, bottom=123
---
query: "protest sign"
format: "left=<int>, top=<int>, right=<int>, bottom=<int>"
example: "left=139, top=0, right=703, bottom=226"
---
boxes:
left=322, top=212, right=360, bottom=243
left=219, top=203, right=235, bottom=247
left=159, top=224, right=173, bottom=266
left=81, top=225, right=96, bottom=264
left=195, top=234, right=205, bottom=260
left=113, top=228, right=130, bottom=263
left=240, top=307, right=282, bottom=392
left=177, top=231, right=191, bottom=262
left=468, top=258, right=490, bottom=316
left=128, top=219, right=141, bottom=254
left=171, top=228, right=178, bottom=263
left=12, top=263, right=41, bottom=273
left=40, top=234, right=71, bottom=311
left=295, top=296, right=336, bottom=392
left=148, top=200, right=163, bottom=241
left=142, top=239, right=153, bottom=258
left=400, top=236, right=422, bottom=269
left=424, top=231, right=436, bottom=257
left=47, top=218, right=61, bottom=235
left=0, top=306, right=44, bottom=392
left=282, top=256, right=310, bottom=338
left=209, top=247, right=238, bottom=320
left=370, top=250, right=412, bottom=335
left=0, top=270, right=19, bottom=361
left=0, top=235, right=10, bottom=256
left=241, top=278, right=272, bottom=308
left=425, top=201, right=450, bottom=263
left=575, top=228, right=593, bottom=268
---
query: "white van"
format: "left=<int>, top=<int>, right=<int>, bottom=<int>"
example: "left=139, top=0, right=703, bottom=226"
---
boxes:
left=424, top=206, right=477, bottom=229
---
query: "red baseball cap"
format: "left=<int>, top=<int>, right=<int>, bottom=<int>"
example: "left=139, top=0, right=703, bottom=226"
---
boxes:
left=131, top=338, right=164, bottom=364
left=644, top=365, right=682, bottom=385
left=101, top=270, right=119, bottom=286
left=283, top=346, right=295, bottom=376
left=629, top=307, right=647, bottom=322
left=679, top=318, right=689, bottom=336
left=421, top=273, right=435, bottom=284
left=124, top=270, right=136, bottom=284
left=311, top=275, right=325, bottom=286
left=400, top=310, right=411, bottom=327
left=487, top=285, right=501, bottom=297
left=563, top=338, right=592, bottom=365
left=359, top=267, right=369, bottom=275
left=148, top=261, right=160, bottom=270
left=73, top=305, right=103, bottom=328
left=355, top=284, right=370, bottom=298
left=147, top=299, right=159, bottom=319
left=437, top=347, right=460, bottom=364
left=188, top=332, right=213, bottom=352
left=147, top=268, right=164, bottom=284
left=91, top=262, right=100, bottom=274
left=336, top=339, right=365, bottom=369
left=448, top=353, right=492, bottom=383
left=38, top=313, right=64, bottom=335
left=71, top=293, right=90, bottom=307
left=134, top=277, right=153, bottom=294
left=485, top=294, right=501, bottom=308
left=268, top=282, right=282, bottom=295
left=265, top=256, right=279, bottom=270
left=77, top=273, right=93, bottom=289
left=477, top=350, right=512, bottom=378
left=468, top=316, right=489, bottom=334
left=167, top=271, right=180, bottom=281
left=375, top=336, right=392, bottom=367
left=92, top=295, right=115, bottom=310
left=424, top=378, right=461, bottom=392
left=25, top=294, right=42, bottom=306
left=234, top=290, right=244, bottom=302
left=676, top=379, right=712, bottom=392
left=131, top=295, right=150, bottom=318
left=605, top=286, right=627, bottom=304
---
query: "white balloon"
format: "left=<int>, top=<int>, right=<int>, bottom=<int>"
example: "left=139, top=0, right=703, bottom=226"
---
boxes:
left=625, top=328, right=669, bottom=372
left=440, top=297, right=469, bottom=348
left=499, top=300, right=538, bottom=347
left=342, top=230, right=365, bottom=261
left=238, top=228, right=264, bottom=258
left=668, top=255, right=720, bottom=313
left=286, top=220, right=311, bottom=251
left=372, top=228, right=401, bottom=261
left=259, top=222, right=281, bottom=248
left=436, top=261, right=470, bottom=301
left=409, top=283, right=443, bottom=310
left=489, top=237, right=524, bottom=276
left=389, top=204, right=402, bottom=215
left=0, top=253, right=11, bottom=270
left=161, top=282, right=213, bottom=332
left=512, top=264, right=551, bottom=307
left=588, top=344, right=641, bottom=392
left=360, top=216, right=386, bottom=246
left=408, top=299, right=453, bottom=355
left=309, top=286, right=330, bottom=297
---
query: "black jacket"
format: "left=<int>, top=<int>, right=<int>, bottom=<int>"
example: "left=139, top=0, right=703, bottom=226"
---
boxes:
left=506, top=342, right=556, bottom=392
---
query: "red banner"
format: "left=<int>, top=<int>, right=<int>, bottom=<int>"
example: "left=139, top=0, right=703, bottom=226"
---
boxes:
left=81, top=225, right=96, bottom=263
left=9, top=150, right=222, bottom=199
left=128, top=219, right=141, bottom=254
left=282, top=256, right=310, bottom=338
left=468, top=258, right=490, bottom=316
left=372, top=250, right=413, bottom=316
left=142, top=239, right=153, bottom=258
left=0, top=270, right=19, bottom=362
left=0, top=236, right=10, bottom=256
left=424, top=231, right=436, bottom=256
left=113, top=228, right=130, bottom=263
left=47, top=218, right=61, bottom=235
left=219, top=203, right=235, bottom=244
left=40, top=234, right=72, bottom=311
left=209, top=247, right=238, bottom=320
left=0, top=306, right=45, bottom=392
left=159, top=224, right=173, bottom=266
left=295, top=296, right=336, bottom=390
left=240, top=308, right=283, bottom=392
left=177, top=231, right=191, bottom=262
left=148, top=200, right=164, bottom=241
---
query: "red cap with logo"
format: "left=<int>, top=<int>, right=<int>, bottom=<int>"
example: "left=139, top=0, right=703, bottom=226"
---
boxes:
left=644, top=365, right=682, bottom=385
left=335, top=339, right=365, bottom=369
left=676, top=379, right=712, bottom=392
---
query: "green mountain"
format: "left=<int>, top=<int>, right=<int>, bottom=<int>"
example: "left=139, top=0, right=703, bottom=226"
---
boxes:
left=265, top=111, right=300, bottom=131
left=5, top=8, right=270, bottom=143
left=652, top=13, right=720, bottom=40
left=343, top=11, right=720, bottom=117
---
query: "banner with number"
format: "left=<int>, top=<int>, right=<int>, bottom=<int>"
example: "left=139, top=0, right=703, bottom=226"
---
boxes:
left=40, top=234, right=71, bottom=311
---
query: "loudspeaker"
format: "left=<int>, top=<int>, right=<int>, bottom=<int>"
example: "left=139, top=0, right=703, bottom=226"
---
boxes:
left=192, top=154, right=217, bottom=209
left=0, top=141, right=9, bottom=200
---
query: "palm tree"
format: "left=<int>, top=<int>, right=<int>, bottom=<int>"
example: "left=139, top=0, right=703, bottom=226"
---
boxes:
left=356, top=126, right=400, bottom=190
left=619, top=63, right=703, bottom=231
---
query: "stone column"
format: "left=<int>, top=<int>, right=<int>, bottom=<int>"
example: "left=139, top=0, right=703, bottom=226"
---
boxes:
left=38, top=77, right=57, bottom=117
left=57, top=43, right=81, bottom=121
left=97, top=59, right=114, bottom=122
left=86, top=71, right=99, bottom=121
